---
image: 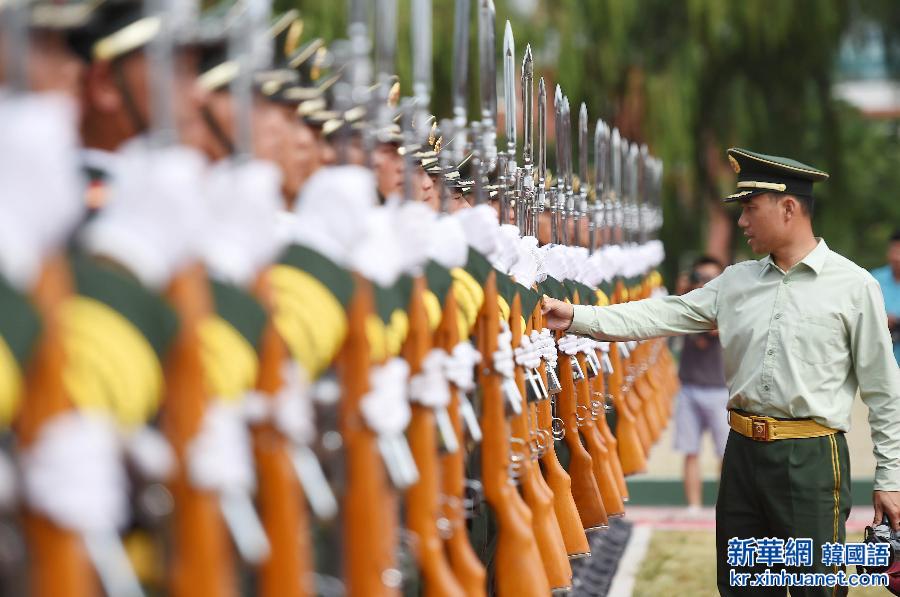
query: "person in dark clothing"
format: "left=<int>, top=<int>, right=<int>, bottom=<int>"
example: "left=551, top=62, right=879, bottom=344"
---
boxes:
left=674, top=256, right=728, bottom=512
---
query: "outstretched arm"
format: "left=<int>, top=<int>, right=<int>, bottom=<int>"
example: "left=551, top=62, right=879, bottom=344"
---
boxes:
left=542, top=276, right=721, bottom=340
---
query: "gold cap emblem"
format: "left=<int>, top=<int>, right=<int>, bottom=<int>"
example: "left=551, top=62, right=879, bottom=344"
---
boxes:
left=285, top=20, right=303, bottom=56
left=728, top=154, right=741, bottom=174
left=388, top=81, right=401, bottom=107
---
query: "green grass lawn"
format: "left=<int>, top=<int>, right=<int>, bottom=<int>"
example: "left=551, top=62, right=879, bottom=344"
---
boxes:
left=633, top=531, right=886, bottom=597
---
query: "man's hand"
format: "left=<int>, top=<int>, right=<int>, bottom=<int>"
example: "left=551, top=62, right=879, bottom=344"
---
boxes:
left=873, top=490, right=900, bottom=531
left=541, top=296, right=574, bottom=331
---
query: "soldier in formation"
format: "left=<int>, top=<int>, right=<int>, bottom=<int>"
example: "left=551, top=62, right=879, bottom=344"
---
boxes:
left=0, top=1, right=681, bottom=596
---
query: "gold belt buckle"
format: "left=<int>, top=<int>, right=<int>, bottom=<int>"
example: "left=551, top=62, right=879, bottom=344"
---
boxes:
left=751, top=417, right=771, bottom=441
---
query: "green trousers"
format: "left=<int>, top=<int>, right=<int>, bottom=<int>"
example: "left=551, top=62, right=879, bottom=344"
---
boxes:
left=716, top=430, right=852, bottom=597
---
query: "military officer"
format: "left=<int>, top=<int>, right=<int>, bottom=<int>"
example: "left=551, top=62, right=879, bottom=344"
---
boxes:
left=542, top=148, right=900, bottom=596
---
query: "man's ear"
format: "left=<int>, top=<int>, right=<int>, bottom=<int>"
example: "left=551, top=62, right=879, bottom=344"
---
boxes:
left=781, top=195, right=798, bottom=221
left=84, top=60, right=121, bottom=113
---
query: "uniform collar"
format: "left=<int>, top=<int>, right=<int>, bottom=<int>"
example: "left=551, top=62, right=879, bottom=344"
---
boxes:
left=81, top=148, right=119, bottom=180
left=759, top=238, right=829, bottom=277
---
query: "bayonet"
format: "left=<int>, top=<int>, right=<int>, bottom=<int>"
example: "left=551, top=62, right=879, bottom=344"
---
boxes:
left=653, top=157, right=664, bottom=239
left=552, top=85, right=564, bottom=245
left=576, top=102, right=588, bottom=247
left=621, top=138, right=631, bottom=244
left=536, top=77, right=547, bottom=239
left=471, top=121, right=486, bottom=205
left=374, top=0, right=398, bottom=129
left=478, top=0, right=497, bottom=169
left=610, top=127, right=623, bottom=245
left=230, top=0, right=270, bottom=160
left=147, top=0, right=179, bottom=147
left=562, top=96, right=572, bottom=245
left=503, top=21, right=516, bottom=156
left=639, top=144, right=649, bottom=244
left=411, top=0, right=432, bottom=140
left=401, top=98, right=417, bottom=203
left=498, top=20, right=515, bottom=225
left=375, top=0, right=398, bottom=83
left=518, top=44, right=534, bottom=234
left=2, top=0, right=29, bottom=92
left=628, top=142, right=639, bottom=244
left=451, top=0, right=470, bottom=157
left=347, top=0, right=371, bottom=105
left=599, top=122, right=613, bottom=246
left=591, top=119, right=603, bottom=254
left=438, top=119, right=455, bottom=213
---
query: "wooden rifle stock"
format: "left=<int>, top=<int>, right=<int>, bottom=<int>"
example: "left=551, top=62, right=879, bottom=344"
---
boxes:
left=531, top=308, right=590, bottom=559
left=607, top=340, right=648, bottom=476
left=555, top=330, right=608, bottom=531
left=573, top=352, right=624, bottom=518
left=509, top=295, right=572, bottom=591
left=478, top=272, right=550, bottom=597
left=163, top=264, right=237, bottom=597
left=17, top=255, right=97, bottom=597
left=338, top=276, right=398, bottom=597
left=643, top=340, right=674, bottom=422
left=433, top=289, right=487, bottom=596
left=609, top=284, right=650, bottom=473
left=402, top=277, right=466, bottom=597
left=589, top=371, right=628, bottom=502
left=251, top=273, right=311, bottom=597
left=632, top=344, right=664, bottom=444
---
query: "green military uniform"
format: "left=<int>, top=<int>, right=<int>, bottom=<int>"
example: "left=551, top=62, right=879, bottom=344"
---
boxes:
left=569, top=149, right=900, bottom=597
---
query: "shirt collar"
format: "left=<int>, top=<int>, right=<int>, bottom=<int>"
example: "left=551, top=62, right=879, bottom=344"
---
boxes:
left=759, top=238, right=829, bottom=277
left=800, top=238, right=829, bottom=275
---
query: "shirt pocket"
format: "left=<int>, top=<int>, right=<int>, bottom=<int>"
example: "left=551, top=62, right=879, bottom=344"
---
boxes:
left=790, top=314, right=846, bottom=365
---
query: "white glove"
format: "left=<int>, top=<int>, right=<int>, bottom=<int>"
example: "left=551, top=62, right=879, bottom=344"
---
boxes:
left=21, top=412, right=129, bottom=533
left=82, top=140, right=209, bottom=289
left=203, top=159, right=285, bottom=286
left=455, top=204, right=500, bottom=257
left=293, top=166, right=378, bottom=267
left=427, top=215, right=469, bottom=270
left=0, top=92, right=83, bottom=290
left=187, top=401, right=256, bottom=494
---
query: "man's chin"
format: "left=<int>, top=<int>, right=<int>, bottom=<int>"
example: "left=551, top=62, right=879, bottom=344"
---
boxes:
left=746, top=238, right=767, bottom=254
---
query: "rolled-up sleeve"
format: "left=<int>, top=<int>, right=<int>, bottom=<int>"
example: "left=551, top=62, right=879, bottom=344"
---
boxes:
left=852, top=279, right=900, bottom=491
left=568, top=275, right=721, bottom=340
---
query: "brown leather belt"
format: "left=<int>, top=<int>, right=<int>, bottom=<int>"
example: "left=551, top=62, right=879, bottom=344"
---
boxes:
left=727, top=410, right=838, bottom=442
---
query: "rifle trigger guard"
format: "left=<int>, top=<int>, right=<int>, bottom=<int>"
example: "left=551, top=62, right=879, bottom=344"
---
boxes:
left=589, top=398, right=603, bottom=420
left=575, top=404, right=590, bottom=426
left=550, top=417, right=566, bottom=440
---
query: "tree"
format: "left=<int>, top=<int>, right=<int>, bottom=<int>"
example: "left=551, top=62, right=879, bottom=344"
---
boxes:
left=282, top=0, right=900, bottom=277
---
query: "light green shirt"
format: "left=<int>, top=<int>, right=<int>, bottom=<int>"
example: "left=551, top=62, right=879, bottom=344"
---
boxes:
left=570, top=239, right=900, bottom=490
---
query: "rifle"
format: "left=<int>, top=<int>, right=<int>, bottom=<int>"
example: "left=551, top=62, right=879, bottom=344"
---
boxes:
left=554, top=307, right=608, bottom=531
left=338, top=276, right=400, bottom=597
left=589, top=346, right=629, bottom=503
left=434, top=286, right=487, bottom=597
left=251, top=274, right=312, bottom=597
left=556, top=286, right=622, bottom=523
left=607, top=290, right=648, bottom=475
left=476, top=270, right=550, bottom=596
left=573, top=347, right=624, bottom=518
left=162, top=264, right=237, bottom=597
left=530, top=306, right=591, bottom=559
left=17, top=256, right=97, bottom=597
left=402, top=275, right=467, bottom=597
left=509, top=292, right=572, bottom=591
